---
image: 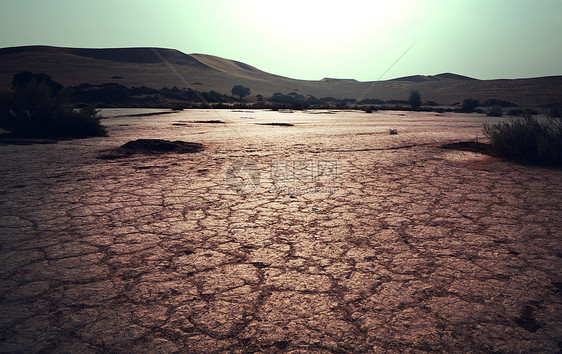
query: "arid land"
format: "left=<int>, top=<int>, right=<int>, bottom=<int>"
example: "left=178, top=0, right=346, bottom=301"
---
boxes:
left=0, top=109, right=561, bottom=352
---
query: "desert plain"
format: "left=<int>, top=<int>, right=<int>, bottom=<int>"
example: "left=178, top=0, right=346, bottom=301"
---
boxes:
left=0, top=109, right=561, bottom=352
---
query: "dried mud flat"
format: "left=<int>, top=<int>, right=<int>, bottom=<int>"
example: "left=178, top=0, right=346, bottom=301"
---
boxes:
left=0, top=109, right=561, bottom=353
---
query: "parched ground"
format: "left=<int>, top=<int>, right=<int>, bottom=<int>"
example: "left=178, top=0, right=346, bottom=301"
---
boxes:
left=0, top=109, right=561, bottom=353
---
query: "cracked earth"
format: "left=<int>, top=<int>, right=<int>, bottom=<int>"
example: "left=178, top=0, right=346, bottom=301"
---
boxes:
left=1, top=109, right=561, bottom=353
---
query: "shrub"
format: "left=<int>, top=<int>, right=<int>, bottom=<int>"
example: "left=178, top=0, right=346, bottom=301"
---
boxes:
left=482, top=99, right=518, bottom=107
left=507, top=108, right=523, bottom=116
left=267, top=92, right=310, bottom=109
left=487, top=106, right=503, bottom=117
left=386, top=100, right=408, bottom=105
left=483, top=111, right=562, bottom=165
left=0, top=72, right=107, bottom=138
left=507, top=108, right=538, bottom=116
left=544, top=100, right=561, bottom=118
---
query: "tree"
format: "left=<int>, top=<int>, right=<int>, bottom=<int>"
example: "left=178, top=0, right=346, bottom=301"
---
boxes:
left=231, top=85, right=251, bottom=101
left=461, top=98, right=479, bottom=113
left=0, top=72, right=107, bottom=138
left=408, top=90, right=421, bottom=109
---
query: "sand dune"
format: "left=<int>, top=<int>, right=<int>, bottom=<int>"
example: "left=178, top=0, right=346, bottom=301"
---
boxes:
left=1, top=45, right=561, bottom=106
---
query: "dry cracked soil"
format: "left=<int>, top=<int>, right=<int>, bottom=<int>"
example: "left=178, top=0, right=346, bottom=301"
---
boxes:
left=0, top=109, right=561, bottom=353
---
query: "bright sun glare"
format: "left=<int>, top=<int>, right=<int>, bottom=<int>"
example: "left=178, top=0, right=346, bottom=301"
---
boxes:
left=229, top=0, right=422, bottom=51
left=222, top=0, right=428, bottom=79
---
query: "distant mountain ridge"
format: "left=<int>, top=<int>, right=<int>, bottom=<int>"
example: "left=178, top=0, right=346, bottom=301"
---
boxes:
left=0, top=46, right=200, bottom=65
left=321, top=78, right=359, bottom=83
left=389, top=73, right=477, bottom=82
left=1, top=45, right=561, bottom=106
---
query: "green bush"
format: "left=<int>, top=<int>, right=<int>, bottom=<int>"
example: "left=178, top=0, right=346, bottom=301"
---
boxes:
left=483, top=112, right=562, bottom=165
left=0, top=72, right=107, bottom=138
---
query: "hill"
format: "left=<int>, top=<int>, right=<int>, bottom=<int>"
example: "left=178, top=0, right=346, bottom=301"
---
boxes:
left=388, top=73, right=477, bottom=83
left=1, top=45, right=561, bottom=107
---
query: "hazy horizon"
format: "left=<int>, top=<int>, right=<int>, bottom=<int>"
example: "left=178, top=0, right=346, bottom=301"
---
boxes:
left=1, top=0, right=561, bottom=81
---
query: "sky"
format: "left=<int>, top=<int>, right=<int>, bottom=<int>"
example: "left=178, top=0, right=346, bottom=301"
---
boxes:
left=0, top=0, right=561, bottom=81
